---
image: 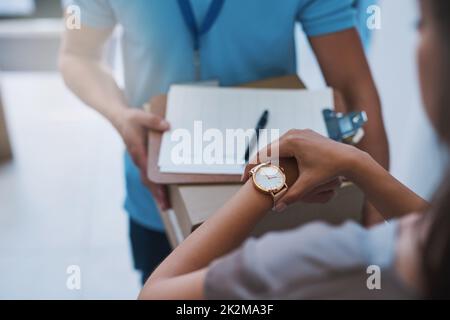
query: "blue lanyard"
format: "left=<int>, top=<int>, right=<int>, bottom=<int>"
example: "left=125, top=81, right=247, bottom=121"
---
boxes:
left=177, top=0, right=225, bottom=80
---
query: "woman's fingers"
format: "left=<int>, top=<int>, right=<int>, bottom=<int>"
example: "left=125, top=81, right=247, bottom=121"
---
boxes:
left=301, top=190, right=337, bottom=204
left=306, top=177, right=342, bottom=195
left=299, top=180, right=339, bottom=203
left=276, top=175, right=341, bottom=209
left=275, top=174, right=315, bottom=211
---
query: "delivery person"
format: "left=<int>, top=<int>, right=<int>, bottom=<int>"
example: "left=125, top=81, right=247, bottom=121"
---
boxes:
left=59, top=0, right=389, bottom=284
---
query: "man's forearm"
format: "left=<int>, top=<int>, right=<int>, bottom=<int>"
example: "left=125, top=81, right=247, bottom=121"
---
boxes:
left=59, top=53, right=127, bottom=130
left=344, top=84, right=391, bottom=223
left=340, top=80, right=390, bottom=170
left=355, top=100, right=389, bottom=170
left=309, top=29, right=390, bottom=170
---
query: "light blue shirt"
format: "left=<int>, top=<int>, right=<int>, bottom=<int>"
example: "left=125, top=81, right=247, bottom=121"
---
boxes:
left=69, top=0, right=357, bottom=231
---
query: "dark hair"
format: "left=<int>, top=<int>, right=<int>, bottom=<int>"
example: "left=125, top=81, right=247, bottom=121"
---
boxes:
left=431, top=0, right=450, bottom=143
left=421, top=0, right=450, bottom=299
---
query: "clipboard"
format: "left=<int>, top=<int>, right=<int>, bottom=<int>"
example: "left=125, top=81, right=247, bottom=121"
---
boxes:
left=147, top=75, right=306, bottom=184
left=147, top=75, right=350, bottom=185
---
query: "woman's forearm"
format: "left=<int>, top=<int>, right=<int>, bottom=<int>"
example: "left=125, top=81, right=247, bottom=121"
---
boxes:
left=139, top=160, right=298, bottom=299
left=346, top=151, right=429, bottom=219
left=146, top=180, right=272, bottom=284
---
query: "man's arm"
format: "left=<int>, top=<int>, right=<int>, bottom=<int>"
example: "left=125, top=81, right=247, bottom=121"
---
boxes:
left=309, top=28, right=390, bottom=225
left=59, top=23, right=170, bottom=209
left=59, top=24, right=127, bottom=132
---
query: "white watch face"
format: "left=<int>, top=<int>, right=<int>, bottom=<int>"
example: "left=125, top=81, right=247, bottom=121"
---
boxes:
left=253, top=165, right=285, bottom=192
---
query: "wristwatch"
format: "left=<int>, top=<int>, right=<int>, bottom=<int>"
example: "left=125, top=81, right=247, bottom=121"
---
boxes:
left=248, top=162, right=288, bottom=204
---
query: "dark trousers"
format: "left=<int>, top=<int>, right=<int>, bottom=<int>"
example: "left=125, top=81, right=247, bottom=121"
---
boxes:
left=129, top=218, right=172, bottom=285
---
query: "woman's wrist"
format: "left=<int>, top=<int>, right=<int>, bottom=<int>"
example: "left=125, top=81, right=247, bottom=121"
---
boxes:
left=240, top=179, right=274, bottom=214
left=342, top=147, right=372, bottom=181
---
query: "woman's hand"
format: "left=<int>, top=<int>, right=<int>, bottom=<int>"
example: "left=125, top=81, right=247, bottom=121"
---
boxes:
left=243, top=129, right=363, bottom=210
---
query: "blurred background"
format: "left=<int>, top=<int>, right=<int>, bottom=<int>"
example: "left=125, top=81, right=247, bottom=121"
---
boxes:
left=0, top=0, right=447, bottom=299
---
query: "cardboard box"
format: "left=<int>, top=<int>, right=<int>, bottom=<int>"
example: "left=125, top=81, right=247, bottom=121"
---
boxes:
left=165, top=183, right=363, bottom=247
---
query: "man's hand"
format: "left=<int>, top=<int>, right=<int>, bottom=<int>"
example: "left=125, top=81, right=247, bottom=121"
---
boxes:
left=59, top=23, right=172, bottom=210
left=116, top=108, right=171, bottom=210
left=140, top=172, right=171, bottom=211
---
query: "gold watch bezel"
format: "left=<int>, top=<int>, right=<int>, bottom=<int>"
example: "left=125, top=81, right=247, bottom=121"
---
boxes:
left=250, top=162, right=287, bottom=194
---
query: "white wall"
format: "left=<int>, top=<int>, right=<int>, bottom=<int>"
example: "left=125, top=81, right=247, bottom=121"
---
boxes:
left=296, top=0, right=448, bottom=200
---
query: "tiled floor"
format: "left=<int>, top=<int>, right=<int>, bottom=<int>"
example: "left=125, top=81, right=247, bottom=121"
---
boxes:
left=0, top=0, right=447, bottom=299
